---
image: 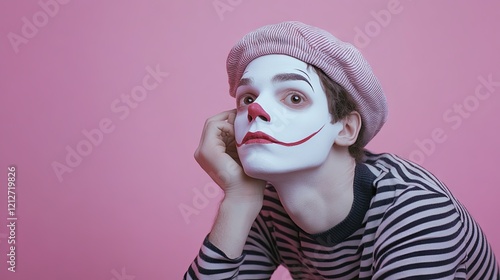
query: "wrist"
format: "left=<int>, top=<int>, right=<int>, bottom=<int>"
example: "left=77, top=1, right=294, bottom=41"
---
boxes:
left=208, top=196, right=263, bottom=259
left=220, top=195, right=263, bottom=219
left=224, top=179, right=266, bottom=203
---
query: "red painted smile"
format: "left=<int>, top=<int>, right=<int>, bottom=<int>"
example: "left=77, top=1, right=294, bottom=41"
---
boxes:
left=236, top=125, right=325, bottom=147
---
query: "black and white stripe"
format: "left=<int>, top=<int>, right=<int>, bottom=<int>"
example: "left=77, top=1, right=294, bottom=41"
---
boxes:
left=185, top=151, right=499, bottom=279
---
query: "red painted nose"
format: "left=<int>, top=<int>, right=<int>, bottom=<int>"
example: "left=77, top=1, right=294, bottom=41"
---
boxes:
left=248, top=103, right=271, bottom=122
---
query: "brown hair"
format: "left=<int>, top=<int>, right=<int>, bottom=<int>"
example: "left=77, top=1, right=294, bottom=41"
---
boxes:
left=309, top=65, right=365, bottom=162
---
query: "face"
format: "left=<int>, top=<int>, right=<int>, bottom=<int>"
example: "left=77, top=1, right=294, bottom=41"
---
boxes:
left=234, top=54, right=343, bottom=179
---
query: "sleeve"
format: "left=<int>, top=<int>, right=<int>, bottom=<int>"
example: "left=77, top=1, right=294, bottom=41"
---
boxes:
left=372, top=187, right=468, bottom=280
left=184, top=212, right=280, bottom=280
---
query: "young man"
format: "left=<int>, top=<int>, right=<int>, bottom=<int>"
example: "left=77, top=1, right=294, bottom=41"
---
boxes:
left=184, top=21, right=499, bottom=279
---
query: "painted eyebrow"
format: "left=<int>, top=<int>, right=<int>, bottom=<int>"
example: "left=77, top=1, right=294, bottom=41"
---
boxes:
left=295, top=68, right=311, bottom=80
left=237, top=72, right=314, bottom=91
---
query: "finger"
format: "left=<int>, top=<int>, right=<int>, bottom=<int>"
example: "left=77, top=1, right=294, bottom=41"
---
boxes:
left=198, top=109, right=235, bottom=145
left=198, top=121, right=238, bottom=181
left=199, top=120, right=235, bottom=155
left=227, top=109, right=237, bottom=125
left=210, top=120, right=235, bottom=146
left=206, top=109, right=237, bottom=123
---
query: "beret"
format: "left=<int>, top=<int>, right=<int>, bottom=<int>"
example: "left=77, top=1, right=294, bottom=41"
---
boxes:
left=226, top=21, right=388, bottom=147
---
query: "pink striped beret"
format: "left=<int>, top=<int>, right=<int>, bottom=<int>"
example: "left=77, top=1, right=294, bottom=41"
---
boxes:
left=226, top=21, right=388, bottom=147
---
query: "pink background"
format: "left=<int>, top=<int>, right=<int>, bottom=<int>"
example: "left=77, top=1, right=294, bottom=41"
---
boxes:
left=1, top=1, right=499, bottom=279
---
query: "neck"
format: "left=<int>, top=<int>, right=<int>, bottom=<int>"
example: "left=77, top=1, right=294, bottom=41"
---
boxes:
left=268, top=146, right=356, bottom=234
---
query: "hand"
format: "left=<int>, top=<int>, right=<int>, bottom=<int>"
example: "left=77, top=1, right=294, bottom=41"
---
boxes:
left=194, top=109, right=266, bottom=203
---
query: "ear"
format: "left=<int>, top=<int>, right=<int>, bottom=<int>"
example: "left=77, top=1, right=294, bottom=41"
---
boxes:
left=335, top=111, right=362, bottom=147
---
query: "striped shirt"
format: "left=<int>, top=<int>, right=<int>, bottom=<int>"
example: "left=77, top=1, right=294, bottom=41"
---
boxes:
left=185, top=152, right=500, bottom=279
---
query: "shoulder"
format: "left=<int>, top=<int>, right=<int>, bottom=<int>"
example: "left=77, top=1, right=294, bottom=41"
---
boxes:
left=363, top=150, right=457, bottom=199
left=362, top=151, right=467, bottom=240
left=362, top=151, right=467, bottom=254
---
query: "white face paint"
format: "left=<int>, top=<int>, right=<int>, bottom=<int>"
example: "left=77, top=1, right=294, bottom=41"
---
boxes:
left=234, top=54, right=343, bottom=179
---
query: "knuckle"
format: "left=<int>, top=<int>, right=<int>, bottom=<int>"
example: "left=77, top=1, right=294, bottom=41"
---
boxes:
left=204, top=118, right=211, bottom=125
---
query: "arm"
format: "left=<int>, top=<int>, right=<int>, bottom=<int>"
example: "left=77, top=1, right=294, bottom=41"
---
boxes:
left=208, top=196, right=263, bottom=259
left=184, top=203, right=279, bottom=280
left=184, top=110, right=276, bottom=279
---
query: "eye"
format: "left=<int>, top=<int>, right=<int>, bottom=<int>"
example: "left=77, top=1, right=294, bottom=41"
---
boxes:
left=282, top=92, right=306, bottom=106
left=290, top=94, right=302, bottom=104
left=237, top=93, right=256, bottom=107
left=243, top=96, right=255, bottom=105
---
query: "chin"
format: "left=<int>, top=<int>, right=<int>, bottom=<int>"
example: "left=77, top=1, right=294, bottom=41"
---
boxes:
left=240, top=162, right=279, bottom=180
left=240, top=158, right=322, bottom=182
left=241, top=167, right=270, bottom=181
left=237, top=145, right=329, bottom=180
